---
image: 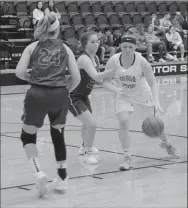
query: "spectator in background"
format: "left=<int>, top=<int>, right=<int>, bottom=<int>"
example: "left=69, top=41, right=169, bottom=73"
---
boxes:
left=134, top=24, right=148, bottom=54
left=32, top=1, right=44, bottom=26
left=100, top=27, right=116, bottom=58
left=172, top=11, right=188, bottom=50
left=112, top=27, right=121, bottom=48
left=159, top=13, right=172, bottom=33
left=172, top=12, right=187, bottom=37
left=145, top=24, right=174, bottom=63
left=45, top=1, right=61, bottom=20
left=181, top=11, right=188, bottom=30
left=150, top=13, right=167, bottom=41
left=166, top=26, right=185, bottom=61
left=95, top=27, right=106, bottom=65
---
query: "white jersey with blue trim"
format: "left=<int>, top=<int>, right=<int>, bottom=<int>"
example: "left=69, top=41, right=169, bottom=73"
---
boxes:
left=111, top=52, right=152, bottom=98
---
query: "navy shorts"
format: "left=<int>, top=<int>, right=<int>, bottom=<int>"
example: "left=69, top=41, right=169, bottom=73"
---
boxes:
left=22, top=85, right=68, bottom=128
left=68, top=93, right=92, bottom=117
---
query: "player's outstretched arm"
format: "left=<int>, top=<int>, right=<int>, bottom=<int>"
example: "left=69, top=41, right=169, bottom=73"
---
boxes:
left=64, top=44, right=81, bottom=92
left=78, top=55, right=115, bottom=82
left=141, top=58, right=162, bottom=111
left=103, top=56, right=123, bottom=94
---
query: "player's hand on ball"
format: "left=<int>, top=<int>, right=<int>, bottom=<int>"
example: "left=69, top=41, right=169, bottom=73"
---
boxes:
left=154, top=102, right=164, bottom=114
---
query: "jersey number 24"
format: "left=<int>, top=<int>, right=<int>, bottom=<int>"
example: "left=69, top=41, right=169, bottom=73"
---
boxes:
left=38, top=48, right=60, bottom=66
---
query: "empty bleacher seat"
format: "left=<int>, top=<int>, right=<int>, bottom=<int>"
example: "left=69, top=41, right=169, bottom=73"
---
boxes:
left=60, top=13, right=71, bottom=25
left=66, top=37, right=80, bottom=54
left=113, top=1, right=124, bottom=13
left=102, top=1, right=114, bottom=13
left=131, top=12, right=143, bottom=25
left=1, top=1, right=16, bottom=16
left=94, top=12, right=109, bottom=29
left=61, top=25, right=76, bottom=40
left=158, top=2, right=168, bottom=13
left=119, top=12, right=132, bottom=25
left=17, top=13, right=33, bottom=31
left=16, top=1, right=28, bottom=15
left=70, top=13, right=85, bottom=30
left=107, top=12, right=121, bottom=28
left=90, top=1, right=103, bottom=13
left=178, top=1, right=188, bottom=13
left=55, top=2, right=67, bottom=14
left=79, top=1, right=91, bottom=13
left=147, top=2, right=158, bottom=13
left=82, top=13, right=96, bottom=28
left=167, top=1, right=178, bottom=14
left=66, top=1, right=79, bottom=13
left=124, top=1, right=135, bottom=13
left=135, top=1, right=146, bottom=13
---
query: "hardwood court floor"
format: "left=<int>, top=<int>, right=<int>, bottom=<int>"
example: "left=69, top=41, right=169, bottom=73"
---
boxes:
left=1, top=75, right=187, bottom=208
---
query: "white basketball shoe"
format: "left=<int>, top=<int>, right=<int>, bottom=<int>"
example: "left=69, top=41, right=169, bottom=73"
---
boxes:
left=35, top=171, right=48, bottom=197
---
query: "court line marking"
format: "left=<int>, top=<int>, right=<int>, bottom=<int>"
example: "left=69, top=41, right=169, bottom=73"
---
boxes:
left=1, top=124, right=187, bottom=139
left=1, top=161, right=186, bottom=191
left=1, top=134, right=181, bottom=162
left=17, top=186, right=31, bottom=191
left=152, top=166, right=167, bottom=169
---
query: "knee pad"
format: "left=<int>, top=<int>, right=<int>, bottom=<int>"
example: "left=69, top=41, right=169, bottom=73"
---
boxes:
left=21, top=129, right=37, bottom=146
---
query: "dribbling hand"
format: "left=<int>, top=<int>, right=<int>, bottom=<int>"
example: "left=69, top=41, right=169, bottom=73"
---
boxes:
left=154, top=102, right=164, bottom=115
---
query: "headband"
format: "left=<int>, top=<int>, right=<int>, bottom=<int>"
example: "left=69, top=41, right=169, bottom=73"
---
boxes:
left=48, top=18, right=59, bottom=32
left=121, top=36, right=136, bottom=45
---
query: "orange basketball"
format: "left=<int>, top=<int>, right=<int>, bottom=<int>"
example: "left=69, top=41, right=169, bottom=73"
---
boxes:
left=142, top=116, right=164, bottom=138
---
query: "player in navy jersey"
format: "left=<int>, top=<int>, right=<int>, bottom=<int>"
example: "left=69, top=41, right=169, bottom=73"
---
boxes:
left=103, top=35, right=178, bottom=171
left=68, top=30, right=115, bottom=165
left=15, top=14, right=80, bottom=196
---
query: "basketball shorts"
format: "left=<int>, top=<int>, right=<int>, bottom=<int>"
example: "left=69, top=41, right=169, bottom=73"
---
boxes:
left=68, top=93, right=92, bottom=117
left=114, top=93, right=155, bottom=116
left=22, top=85, right=68, bottom=128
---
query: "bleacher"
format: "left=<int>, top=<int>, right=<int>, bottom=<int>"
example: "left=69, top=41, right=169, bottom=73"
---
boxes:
left=0, top=1, right=187, bottom=85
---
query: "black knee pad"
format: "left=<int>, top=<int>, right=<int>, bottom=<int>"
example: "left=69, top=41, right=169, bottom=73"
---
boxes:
left=50, top=127, right=66, bottom=161
left=50, top=127, right=64, bottom=144
left=21, top=129, right=37, bottom=146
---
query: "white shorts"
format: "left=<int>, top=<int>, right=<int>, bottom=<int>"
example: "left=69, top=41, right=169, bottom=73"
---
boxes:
left=114, top=93, right=155, bottom=115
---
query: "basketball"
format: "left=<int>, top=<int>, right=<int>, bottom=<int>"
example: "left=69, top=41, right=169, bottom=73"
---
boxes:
left=142, top=116, right=164, bottom=138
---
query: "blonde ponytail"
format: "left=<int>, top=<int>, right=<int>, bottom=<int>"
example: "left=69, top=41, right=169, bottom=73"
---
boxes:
left=34, top=14, right=58, bottom=41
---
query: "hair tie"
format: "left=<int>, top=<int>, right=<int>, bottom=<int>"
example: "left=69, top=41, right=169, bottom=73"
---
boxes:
left=48, top=18, right=59, bottom=32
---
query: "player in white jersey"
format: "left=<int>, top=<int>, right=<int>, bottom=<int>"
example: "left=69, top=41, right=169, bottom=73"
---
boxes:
left=103, top=35, right=178, bottom=171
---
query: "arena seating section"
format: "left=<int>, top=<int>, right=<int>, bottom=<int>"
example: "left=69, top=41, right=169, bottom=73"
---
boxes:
left=0, top=1, right=188, bottom=70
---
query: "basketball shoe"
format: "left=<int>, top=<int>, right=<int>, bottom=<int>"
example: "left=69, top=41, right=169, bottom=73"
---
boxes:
left=53, top=176, right=68, bottom=193
left=84, top=152, right=98, bottom=165
left=119, top=155, right=133, bottom=171
left=159, top=141, right=179, bottom=158
left=35, top=171, right=48, bottom=197
left=79, top=144, right=99, bottom=155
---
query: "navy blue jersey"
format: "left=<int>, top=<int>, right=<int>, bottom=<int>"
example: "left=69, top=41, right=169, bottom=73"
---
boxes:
left=29, top=39, right=68, bottom=87
left=71, top=52, right=100, bottom=97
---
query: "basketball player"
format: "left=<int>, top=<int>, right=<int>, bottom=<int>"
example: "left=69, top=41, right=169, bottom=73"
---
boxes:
left=68, top=30, right=115, bottom=165
left=15, top=14, right=80, bottom=196
left=103, top=35, right=179, bottom=171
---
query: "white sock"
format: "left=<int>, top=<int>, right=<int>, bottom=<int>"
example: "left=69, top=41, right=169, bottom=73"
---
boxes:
left=57, top=161, right=67, bottom=169
left=124, top=148, right=131, bottom=157
left=29, top=157, right=41, bottom=173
